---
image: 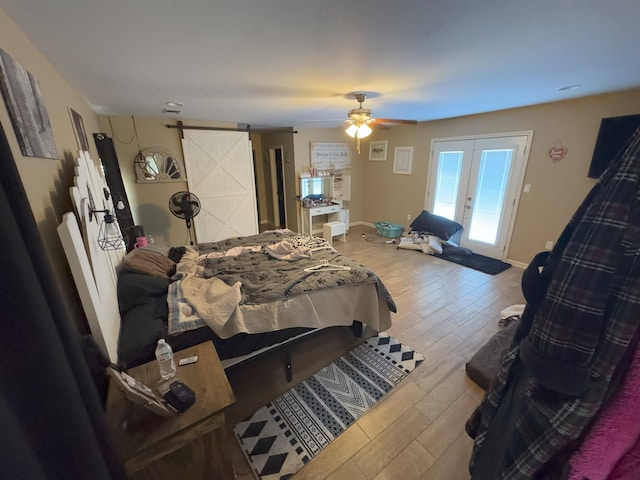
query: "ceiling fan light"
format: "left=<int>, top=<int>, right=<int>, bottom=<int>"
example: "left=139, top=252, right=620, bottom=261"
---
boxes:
left=345, top=124, right=358, bottom=138
left=357, top=123, right=372, bottom=138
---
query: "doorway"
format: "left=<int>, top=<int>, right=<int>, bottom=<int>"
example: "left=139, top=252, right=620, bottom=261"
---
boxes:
left=426, top=132, right=532, bottom=259
left=269, top=146, right=286, bottom=228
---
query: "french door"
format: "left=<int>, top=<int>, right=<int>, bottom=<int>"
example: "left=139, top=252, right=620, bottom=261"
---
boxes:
left=426, top=132, right=532, bottom=259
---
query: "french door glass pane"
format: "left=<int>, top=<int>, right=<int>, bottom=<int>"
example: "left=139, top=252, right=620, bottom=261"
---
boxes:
left=433, top=151, right=463, bottom=220
left=469, top=149, right=513, bottom=244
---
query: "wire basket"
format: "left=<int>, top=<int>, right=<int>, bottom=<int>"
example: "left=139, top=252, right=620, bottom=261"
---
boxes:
left=374, top=221, right=404, bottom=238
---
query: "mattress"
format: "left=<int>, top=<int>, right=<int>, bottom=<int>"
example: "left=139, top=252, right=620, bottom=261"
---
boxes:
left=116, top=238, right=394, bottom=369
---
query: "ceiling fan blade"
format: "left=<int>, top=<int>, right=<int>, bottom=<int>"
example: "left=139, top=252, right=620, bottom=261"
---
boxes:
left=302, top=119, right=345, bottom=124
left=248, top=127, right=298, bottom=134
left=373, top=118, right=418, bottom=125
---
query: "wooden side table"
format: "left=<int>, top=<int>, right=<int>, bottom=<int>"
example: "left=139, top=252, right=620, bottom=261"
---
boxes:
left=105, top=342, right=236, bottom=479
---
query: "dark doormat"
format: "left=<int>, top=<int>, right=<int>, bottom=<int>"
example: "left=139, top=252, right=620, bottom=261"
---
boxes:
left=433, top=251, right=512, bottom=275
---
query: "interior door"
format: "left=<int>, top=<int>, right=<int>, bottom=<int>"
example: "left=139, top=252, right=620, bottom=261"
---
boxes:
left=269, top=146, right=286, bottom=228
left=181, top=130, right=258, bottom=243
left=427, top=133, right=531, bottom=259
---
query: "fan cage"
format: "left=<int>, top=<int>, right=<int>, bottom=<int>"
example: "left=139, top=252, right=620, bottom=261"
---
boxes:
left=169, top=191, right=201, bottom=219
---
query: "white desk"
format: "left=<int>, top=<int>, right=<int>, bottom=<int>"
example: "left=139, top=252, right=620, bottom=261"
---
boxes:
left=300, top=203, right=340, bottom=235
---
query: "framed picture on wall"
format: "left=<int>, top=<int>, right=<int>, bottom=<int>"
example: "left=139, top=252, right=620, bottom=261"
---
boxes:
left=0, top=48, right=58, bottom=159
left=369, top=140, right=388, bottom=161
left=393, top=146, right=414, bottom=175
left=69, top=108, right=90, bottom=152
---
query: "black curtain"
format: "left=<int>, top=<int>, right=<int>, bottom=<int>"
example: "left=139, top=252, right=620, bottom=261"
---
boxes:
left=0, top=121, right=124, bottom=479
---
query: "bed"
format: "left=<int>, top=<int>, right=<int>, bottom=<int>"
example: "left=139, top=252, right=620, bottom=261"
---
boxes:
left=58, top=152, right=395, bottom=372
left=117, top=231, right=395, bottom=368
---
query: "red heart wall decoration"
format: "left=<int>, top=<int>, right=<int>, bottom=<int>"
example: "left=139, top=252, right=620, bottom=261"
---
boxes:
left=548, top=146, right=568, bottom=162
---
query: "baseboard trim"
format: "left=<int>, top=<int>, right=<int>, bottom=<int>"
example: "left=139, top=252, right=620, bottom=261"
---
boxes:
left=507, top=259, right=528, bottom=269
left=357, top=221, right=375, bottom=228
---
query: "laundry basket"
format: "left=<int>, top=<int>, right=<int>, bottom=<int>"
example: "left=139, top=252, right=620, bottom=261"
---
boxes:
left=374, top=221, right=404, bottom=238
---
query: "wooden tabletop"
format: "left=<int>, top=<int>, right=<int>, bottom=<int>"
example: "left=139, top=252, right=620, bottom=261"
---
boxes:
left=105, top=342, right=236, bottom=474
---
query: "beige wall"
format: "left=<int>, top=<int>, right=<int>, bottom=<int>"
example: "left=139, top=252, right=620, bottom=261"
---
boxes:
left=97, top=115, right=239, bottom=246
left=352, top=89, right=640, bottom=264
left=0, top=7, right=102, bottom=331
left=293, top=128, right=366, bottom=230
left=4, top=1, right=640, bottom=337
left=98, top=116, right=300, bottom=245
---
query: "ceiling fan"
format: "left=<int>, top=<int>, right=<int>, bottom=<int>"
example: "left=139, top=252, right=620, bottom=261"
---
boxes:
left=344, top=93, right=417, bottom=152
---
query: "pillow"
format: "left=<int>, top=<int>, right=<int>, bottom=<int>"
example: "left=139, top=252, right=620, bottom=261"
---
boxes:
left=465, top=320, right=519, bottom=390
left=441, top=244, right=473, bottom=259
left=117, top=270, right=171, bottom=313
left=428, top=235, right=443, bottom=254
left=410, top=210, right=463, bottom=242
left=397, top=235, right=443, bottom=255
left=397, top=237, right=422, bottom=251
left=123, top=248, right=176, bottom=278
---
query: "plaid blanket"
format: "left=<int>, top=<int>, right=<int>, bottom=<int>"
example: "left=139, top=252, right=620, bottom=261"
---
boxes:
left=469, top=126, right=640, bottom=479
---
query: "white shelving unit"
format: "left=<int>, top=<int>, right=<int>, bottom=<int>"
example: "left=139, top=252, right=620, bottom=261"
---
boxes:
left=332, top=175, right=350, bottom=232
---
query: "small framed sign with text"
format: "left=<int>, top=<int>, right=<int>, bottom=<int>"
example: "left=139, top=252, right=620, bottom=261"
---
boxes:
left=310, top=142, right=352, bottom=170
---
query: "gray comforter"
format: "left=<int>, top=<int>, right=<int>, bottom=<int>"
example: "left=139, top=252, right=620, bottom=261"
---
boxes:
left=167, top=231, right=395, bottom=338
left=196, top=232, right=395, bottom=308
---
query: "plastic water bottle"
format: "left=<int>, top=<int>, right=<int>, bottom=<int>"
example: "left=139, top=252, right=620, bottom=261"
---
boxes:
left=155, top=339, right=176, bottom=380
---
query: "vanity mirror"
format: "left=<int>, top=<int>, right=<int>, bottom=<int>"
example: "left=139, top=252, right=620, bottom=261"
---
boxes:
left=300, top=176, right=333, bottom=200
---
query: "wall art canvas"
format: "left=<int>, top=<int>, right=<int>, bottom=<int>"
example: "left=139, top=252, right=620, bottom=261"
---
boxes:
left=69, top=108, right=90, bottom=152
left=393, top=146, right=414, bottom=174
left=0, top=48, right=58, bottom=159
left=369, top=140, right=388, bottom=161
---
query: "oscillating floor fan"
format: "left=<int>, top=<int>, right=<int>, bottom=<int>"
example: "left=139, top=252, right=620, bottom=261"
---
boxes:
left=169, top=191, right=201, bottom=245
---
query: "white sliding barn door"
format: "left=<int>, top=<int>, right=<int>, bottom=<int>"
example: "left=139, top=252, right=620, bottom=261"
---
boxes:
left=181, top=130, right=258, bottom=243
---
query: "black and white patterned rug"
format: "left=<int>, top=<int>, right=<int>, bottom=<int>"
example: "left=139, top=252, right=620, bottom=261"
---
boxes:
left=234, top=333, right=424, bottom=479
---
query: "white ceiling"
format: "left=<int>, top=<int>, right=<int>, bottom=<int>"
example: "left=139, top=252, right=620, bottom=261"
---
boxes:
left=2, top=0, right=640, bottom=128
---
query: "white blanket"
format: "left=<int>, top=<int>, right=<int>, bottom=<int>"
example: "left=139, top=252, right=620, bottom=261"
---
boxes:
left=168, top=248, right=241, bottom=337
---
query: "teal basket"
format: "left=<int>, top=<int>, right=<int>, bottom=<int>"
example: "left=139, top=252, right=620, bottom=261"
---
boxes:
left=374, top=221, right=404, bottom=238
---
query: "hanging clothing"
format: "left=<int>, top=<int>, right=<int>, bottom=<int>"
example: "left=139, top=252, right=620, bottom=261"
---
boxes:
left=469, top=126, right=640, bottom=479
left=607, top=435, right=640, bottom=479
left=568, top=339, right=640, bottom=480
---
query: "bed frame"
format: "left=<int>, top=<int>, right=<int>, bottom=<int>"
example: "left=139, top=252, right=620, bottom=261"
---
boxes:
left=58, top=153, right=390, bottom=371
left=56, top=153, right=314, bottom=367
